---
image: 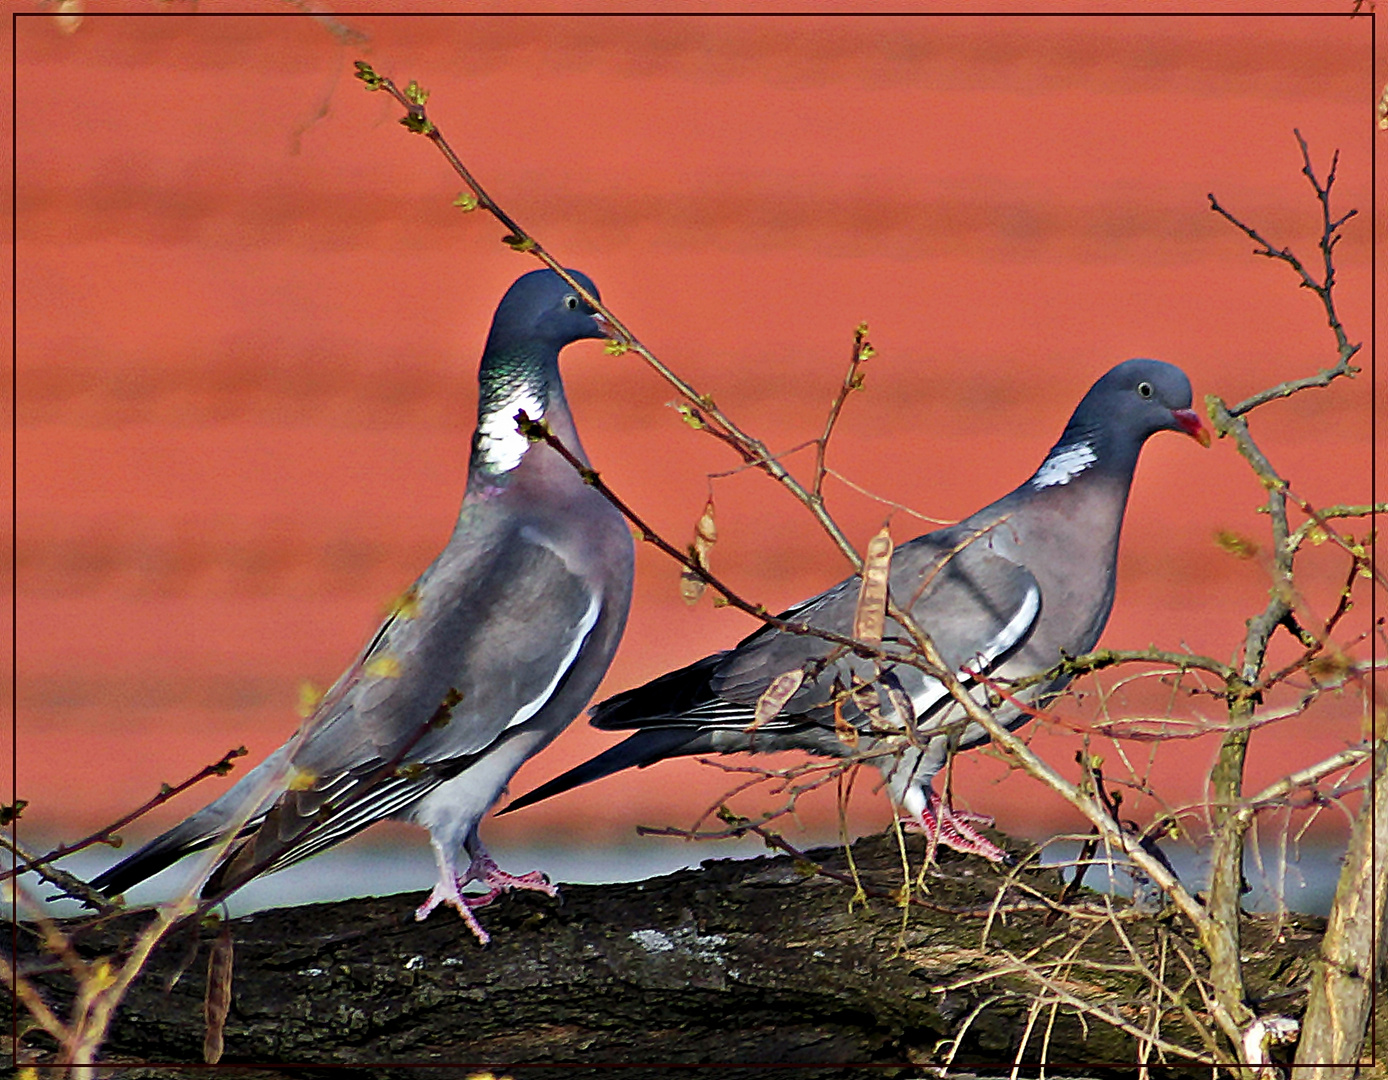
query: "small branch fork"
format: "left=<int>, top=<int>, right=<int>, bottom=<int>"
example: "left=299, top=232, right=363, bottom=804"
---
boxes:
left=1052, top=751, right=1178, bottom=915
left=516, top=411, right=907, bottom=663
left=1207, top=129, right=1361, bottom=418
left=517, top=409, right=982, bottom=711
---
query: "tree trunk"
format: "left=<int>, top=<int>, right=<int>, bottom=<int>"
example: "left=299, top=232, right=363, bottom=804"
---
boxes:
left=1294, top=739, right=1388, bottom=1077
left=11, top=830, right=1338, bottom=1078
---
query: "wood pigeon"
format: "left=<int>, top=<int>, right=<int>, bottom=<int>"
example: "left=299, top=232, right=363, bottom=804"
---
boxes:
left=90, top=268, right=635, bottom=944
left=503, top=359, right=1209, bottom=861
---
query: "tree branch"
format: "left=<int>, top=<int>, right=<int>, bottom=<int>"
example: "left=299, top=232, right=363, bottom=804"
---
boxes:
left=354, top=62, right=872, bottom=574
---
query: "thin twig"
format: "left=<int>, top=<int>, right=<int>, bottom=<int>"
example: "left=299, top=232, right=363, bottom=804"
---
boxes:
left=355, top=63, right=870, bottom=573
left=1, top=836, right=111, bottom=912
left=517, top=411, right=959, bottom=680
left=1, top=747, right=249, bottom=886
left=1207, top=132, right=1360, bottom=419
left=812, top=323, right=874, bottom=502
left=823, top=467, right=954, bottom=525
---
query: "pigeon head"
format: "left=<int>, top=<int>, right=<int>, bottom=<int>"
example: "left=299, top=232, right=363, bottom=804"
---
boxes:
left=486, top=267, right=610, bottom=355
left=1031, top=359, right=1209, bottom=490
left=1082, top=358, right=1209, bottom=445
left=472, top=268, right=612, bottom=479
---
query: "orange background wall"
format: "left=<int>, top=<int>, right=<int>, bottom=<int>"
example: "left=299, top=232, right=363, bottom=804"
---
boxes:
left=12, top=9, right=1381, bottom=857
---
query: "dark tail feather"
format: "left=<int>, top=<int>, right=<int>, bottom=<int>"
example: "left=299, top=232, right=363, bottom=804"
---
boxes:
left=87, top=823, right=218, bottom=898
left=504, top=652, right=729, bottom=814
left=499, top=727, right=700, bottom=815
left=590, top=652, right=727, bottom=731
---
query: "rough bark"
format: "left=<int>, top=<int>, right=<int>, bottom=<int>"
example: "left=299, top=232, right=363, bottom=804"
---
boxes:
left=10, top=831, right=1334, bottom=1078
left=1294, top=739, right=1388, bottom=1076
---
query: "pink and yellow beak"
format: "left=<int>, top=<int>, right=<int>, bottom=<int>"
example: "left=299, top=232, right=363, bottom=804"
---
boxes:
left=1172, top=407, right=1211, bottom=447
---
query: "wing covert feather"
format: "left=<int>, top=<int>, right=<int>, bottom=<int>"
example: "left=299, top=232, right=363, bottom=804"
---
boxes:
left=710, top=536, right=1040, bottom=729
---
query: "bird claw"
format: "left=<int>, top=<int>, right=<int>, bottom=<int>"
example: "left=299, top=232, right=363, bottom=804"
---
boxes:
left=907, top=791, right=1010, bottom=864
left=462, top=884, right=503, bottom=909
left=416, top=845, right=560, bottom=944
left=465, top=850, right=560, bottom=900
left=482, top=866, right=559, bottom=899
left=939, top=806, right=995, bottom=828
left=414, top=881, right=493, bottom=946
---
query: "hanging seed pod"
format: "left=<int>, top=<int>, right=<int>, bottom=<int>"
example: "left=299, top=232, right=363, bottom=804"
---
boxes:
left=746, top=668, right=805, bottom=732
left=680, top=497, right=718, bottom=604
left=833, top=698, right=860, bottom=749
left=203, top=921, right=234, bottom=1064
left=853, top=524, right=894, bottom=646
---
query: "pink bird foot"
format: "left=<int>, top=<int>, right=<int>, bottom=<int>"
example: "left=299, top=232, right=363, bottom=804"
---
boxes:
left=414, top=874, right=495, bottom=945
left=415, top=844, right=560, bottom=945
left=468, top=850, right=559, bottom=899
left=907, top=789, right=1011, bottom=864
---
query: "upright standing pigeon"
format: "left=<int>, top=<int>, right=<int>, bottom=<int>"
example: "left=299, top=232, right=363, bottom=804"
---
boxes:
left=504, top=359, right=1208, bottom=860
left=90, top=268, right=635, bottom=943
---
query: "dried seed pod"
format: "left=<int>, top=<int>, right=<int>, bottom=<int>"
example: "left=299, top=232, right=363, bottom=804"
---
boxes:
left=680, top=497, right=718, bottom=604
left=833, top=699, right=860, bottom=749
left=203, top=921, right=234, bottom=1064
left=747, top=668, right=804, bottom=732
left=853, top=524, right=894, bottom=646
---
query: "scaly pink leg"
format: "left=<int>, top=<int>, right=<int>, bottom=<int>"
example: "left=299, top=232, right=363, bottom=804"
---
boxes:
left=414, top=861, right=494, bottom=945
left=906, top=788, right=1010, bottom=864
left=415, top=841, right=558, bottom=945
left=464, top=848, right=559, bottom=900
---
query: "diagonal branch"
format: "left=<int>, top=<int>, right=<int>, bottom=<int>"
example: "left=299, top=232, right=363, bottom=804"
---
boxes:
left=1, top=747, right=249, bottom=889
left=355, top=62, right=870, bottom=574
left=516, top=412, right=941, bottom=671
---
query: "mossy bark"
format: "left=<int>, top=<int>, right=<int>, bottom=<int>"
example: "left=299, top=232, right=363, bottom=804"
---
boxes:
left=11, top=831, right=1331, bottom=1078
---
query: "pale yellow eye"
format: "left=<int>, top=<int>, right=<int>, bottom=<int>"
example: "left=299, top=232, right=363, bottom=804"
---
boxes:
left=1137, top=381, right=1154, bottom=399
left=563, top=294, right=579, bottom=310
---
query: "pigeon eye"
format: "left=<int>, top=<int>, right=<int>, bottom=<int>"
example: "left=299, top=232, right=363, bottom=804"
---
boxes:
left=1136, top=381, right=1154, bottom=399
left=563, top=294, right=580, bottom=311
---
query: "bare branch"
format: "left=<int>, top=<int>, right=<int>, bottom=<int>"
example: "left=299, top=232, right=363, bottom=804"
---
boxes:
left=0, top=835, right=111, bottom=912
left=1, top=746, right=249, bottom=887
left=516, top=412, right=957, bottom=681
left=1236, top=745, right=1371, bottom=822
left=354, top=63, right=871, bottom=573
left=1207, top=131, right=1361, bottom=419
left=1006, top=646, right=1235, bottom=692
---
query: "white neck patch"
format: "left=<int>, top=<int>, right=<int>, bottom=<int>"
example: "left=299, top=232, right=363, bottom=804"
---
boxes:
left=1030, top=441, right=1097, bottom=489
left=476, top=387, right=545, bottom=474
